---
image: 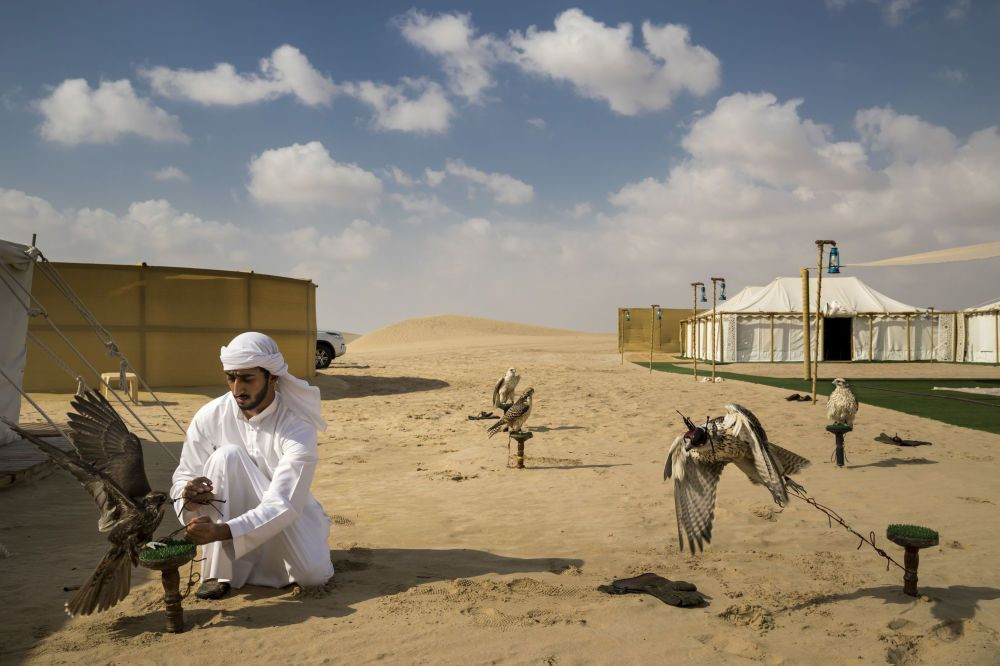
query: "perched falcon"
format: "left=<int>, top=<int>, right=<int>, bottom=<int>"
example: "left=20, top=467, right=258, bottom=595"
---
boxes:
left=663, top=403, right=810, bottom=553
left=827, top=378, right=859, bottom=427
left=2, top=391, right=169, bottom=616
left=487, top=387, right=534, bottom=437
left=492, top=367, right=521, bottom=407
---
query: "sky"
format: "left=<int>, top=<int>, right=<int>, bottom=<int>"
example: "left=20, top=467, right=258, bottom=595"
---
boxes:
left=1, top=0, right=998, bottom=333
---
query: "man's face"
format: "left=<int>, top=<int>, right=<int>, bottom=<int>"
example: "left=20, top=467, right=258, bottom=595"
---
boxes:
left=225, top=367, right=274, bottom=412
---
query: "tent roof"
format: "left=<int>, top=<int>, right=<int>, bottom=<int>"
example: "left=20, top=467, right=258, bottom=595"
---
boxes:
left=708, top=276, right=919, bottom=315
left=965, top=297, right=1000, bottom=312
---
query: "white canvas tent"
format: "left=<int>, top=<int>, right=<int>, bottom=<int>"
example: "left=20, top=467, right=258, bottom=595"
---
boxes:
left=961, top=298, right=999, bottom=363
left=0, top=240, right=34, bottom=444
left=683, top=276, right=953, bottom=363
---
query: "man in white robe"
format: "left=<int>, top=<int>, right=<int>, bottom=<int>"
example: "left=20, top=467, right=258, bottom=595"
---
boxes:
left=171, top=332, right=334, bottom=598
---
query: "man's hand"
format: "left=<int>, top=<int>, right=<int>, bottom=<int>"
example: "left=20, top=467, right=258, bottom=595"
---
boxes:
left=185, top=516, right=232, bottom=545
left=183, top=476, right=214, bottom=508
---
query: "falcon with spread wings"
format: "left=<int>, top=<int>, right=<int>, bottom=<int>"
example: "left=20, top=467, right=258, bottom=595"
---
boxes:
left=3, top=391, right=170, bottom=616
left=492, top=367, right=520, bottom=407
left=663, top=403, right=810, bottom=553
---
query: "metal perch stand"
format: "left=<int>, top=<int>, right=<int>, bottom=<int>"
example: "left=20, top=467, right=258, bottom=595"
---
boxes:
left=509, top=430, right=534, bottom=468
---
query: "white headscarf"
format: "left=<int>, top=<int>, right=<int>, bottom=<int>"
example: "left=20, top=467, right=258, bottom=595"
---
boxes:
left=220, top=332, right=327, bottom=432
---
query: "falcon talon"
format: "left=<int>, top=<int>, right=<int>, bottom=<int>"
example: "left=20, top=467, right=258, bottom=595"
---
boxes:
left=144, top=541, right=169, bottom=550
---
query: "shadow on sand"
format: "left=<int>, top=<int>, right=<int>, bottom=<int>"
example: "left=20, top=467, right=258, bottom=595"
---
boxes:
left=787, top=584, right=1000, bottom=627
left=107, top=547, right=584, bottom=636
left=529, top=425, right=587, bottom=433
left=847, top=457, right=937, bottom=469
left=312, top=374, right=448, bottom=400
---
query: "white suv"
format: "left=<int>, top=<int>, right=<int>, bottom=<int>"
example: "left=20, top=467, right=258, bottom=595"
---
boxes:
left=316, top=331, right=347, bottom=368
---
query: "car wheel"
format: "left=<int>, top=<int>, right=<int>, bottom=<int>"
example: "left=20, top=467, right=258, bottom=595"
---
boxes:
left=316, top=343, right=333, bottom=369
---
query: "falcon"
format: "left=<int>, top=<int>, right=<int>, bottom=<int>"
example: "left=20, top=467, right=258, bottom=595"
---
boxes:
left=2, top=390, right=170, bottom=616
left=487, top=387, right=534, bottom=437
left=827, top=378, right=859, bottom=427
left=663, top=403, right=810, bottom=553
left=492, top=367, right=520, bottom=407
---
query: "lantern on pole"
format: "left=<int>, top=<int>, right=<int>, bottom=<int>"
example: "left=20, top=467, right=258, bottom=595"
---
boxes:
left=699, top=285, right=707, bottom=303
left=719, top=281, right=727, bottom=301
left=624, top=309, right=631, bottom=321
left=828, top=246, right=841, bottom=274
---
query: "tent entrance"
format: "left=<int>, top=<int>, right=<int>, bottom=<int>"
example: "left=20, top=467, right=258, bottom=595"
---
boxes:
left=823, top=317, right=853, bottom=361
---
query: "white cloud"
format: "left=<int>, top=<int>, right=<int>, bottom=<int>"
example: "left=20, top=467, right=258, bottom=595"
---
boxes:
left=247, top=141, right=382, bottom=209
left=153, top=166, right=190, bottom=183
left=567, top=202, right=592, bottom=219
left=509, top=9, right=719, bottom=115
left=425, top=168, right=446, bottom=187
left=387, top=166, right=417, bottom=187
left=141, top=45, right=337, bottom=107
left=444, top=159, right=534, bottom=204
left=342, top=78, right=453, bottom=134
left=36, top=79, right=187, bottom=145
left=855, top=106, right=959, bottom=162
left=396, top=10, right=506, bottom=103
left=936, top=67, right=966, bottom=85
left=284, top=219, right=389, bottom=263
left=390, top=192, right=454, bottom=221
left=526, top=117, right=546, bottom=129
left=682, top=93, right=884, bottom=191
left=1, top=189, right=248, bottom=266
left=945, top=0, right=970, bottom=21
left=884, top=0, right=919, bottom=25
left=604, top=91, right=1000, bottom=284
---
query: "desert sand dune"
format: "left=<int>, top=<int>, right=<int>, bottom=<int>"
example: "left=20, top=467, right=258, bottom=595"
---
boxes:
left=2, top=317, right=999, bottom=664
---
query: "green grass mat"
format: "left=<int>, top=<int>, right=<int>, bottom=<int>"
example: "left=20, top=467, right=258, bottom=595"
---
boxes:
left=139, top=539, right=196, bottom=562
left=639, top=362, right=1000, bottom=435
left=887, top=524, right=939, bottom=541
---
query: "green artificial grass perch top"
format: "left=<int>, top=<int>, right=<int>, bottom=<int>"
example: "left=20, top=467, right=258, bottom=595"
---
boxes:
left=139, top=539, right=196, bottom=562
left=887, top=524, right=939, bottom=541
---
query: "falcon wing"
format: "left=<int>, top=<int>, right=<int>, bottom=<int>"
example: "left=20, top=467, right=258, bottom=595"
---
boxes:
left=492, top=376, right=504, bottom=407
left=725, top=403, right=787, bottom=506
left=67, top=391, right=151, bottom=499
left=664, top=435, right=725, bottom=553
left=503, top=399, right=530, bottom=424
left=1, top=418, right=141, bottom=533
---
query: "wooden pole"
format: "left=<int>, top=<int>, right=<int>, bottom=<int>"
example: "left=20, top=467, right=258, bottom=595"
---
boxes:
left=770, top=314, right=775, bottom=362
left=691, top=283, right=702, bottom=381
left=649, top=305, right=658, bottom=373
left=801, top=268, right=811, bottom=381
left=710, top=280, right=719, bottom=381
left=995, top=311, right=999, bottom=365
left=812, top=243, right=826, bottom=403
left=869, top=314, right=874, bottom=361
left=906, top=315, right=912, bottom=362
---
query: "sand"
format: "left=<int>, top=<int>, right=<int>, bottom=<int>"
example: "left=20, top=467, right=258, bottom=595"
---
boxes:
left=3, top=315, right=1000, bottom=664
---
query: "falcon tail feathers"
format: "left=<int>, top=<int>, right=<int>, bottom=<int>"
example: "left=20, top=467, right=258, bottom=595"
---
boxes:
left=65, top=547, right=132, bottom=616
left=486, top=420, right=504, bottom=438
left=769, top=443, right=811, bottom=476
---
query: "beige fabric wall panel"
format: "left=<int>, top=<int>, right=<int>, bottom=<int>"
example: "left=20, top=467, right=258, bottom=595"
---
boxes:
left=25, top=262, right=317, bottom=391
left=250, top=279, right=310, bottom=330
left=33, top=264, right=143, bottom=327
left=145, top=271, right=248, bottom=327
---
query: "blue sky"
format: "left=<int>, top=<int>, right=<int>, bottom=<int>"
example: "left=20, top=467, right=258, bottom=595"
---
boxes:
left=2, top=1, right=998, bottom=332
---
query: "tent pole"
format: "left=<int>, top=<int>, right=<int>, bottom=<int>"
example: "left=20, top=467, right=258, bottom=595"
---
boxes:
left=867, top=316, right=873, bottom=360
left=770, top=314, right=774, bottom=363
left=906, top=315, right=911, bottom=362
left=995, top=310, right=999, bottom=365
left=801, top=268, right=811, bottom=381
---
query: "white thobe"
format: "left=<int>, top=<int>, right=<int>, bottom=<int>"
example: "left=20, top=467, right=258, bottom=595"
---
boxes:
left=171, top=392, right=334, bottom=588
